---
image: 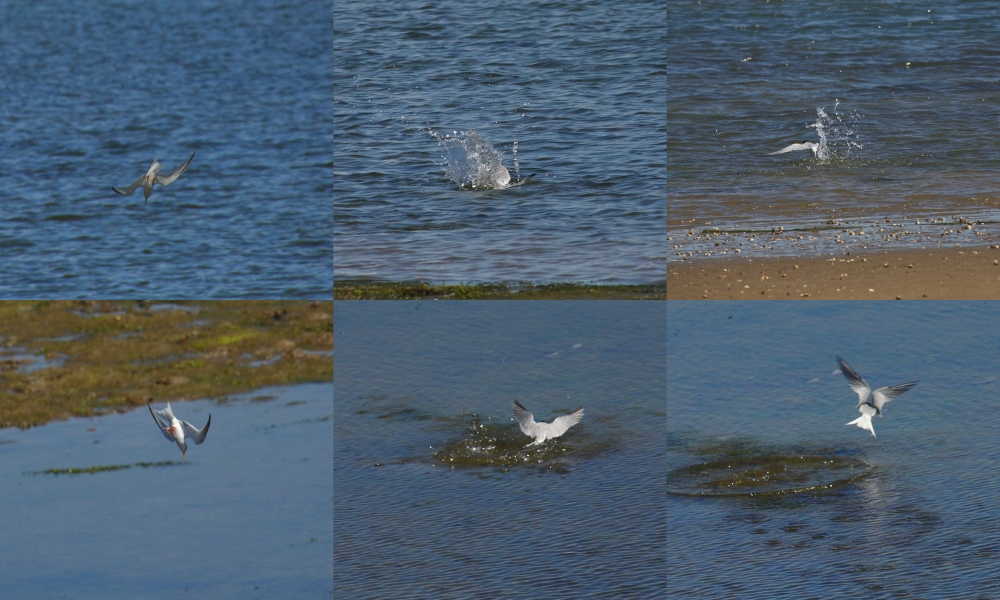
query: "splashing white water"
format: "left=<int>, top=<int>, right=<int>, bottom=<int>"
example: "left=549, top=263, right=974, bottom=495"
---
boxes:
left=808, top=100, right=864, bottom=161
left=431, top=130, right=517, bottom=190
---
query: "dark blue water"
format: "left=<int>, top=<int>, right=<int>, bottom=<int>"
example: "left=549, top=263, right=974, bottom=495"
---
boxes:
left=334, top=0, right=666, bottom=283
left=0, top=383, right=332, bottom=599
left=669, top=2, right=1000, bottom=259
left=335, top=302, right=666, bottom=598
left=0, top=1, right=332, bottom=298
left=668, top=302, right=1000, bottom=597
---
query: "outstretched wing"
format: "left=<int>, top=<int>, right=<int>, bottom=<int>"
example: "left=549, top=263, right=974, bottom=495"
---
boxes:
left=512, top=401, right=539, bottom=436
left=113, top=175, right=145, bottom=196
left=180, top=414, right=210, bottom=445
left=548, top=407, right=584, bottom=438
left=148, top=402, right=175, bottom=441
left=871, top=382, right=917, bottom=414
left=154, top=152, right=195, bottom=187
left=836, top=356, right=872, bottom=406
left=770, top=143, right=811, bottom=155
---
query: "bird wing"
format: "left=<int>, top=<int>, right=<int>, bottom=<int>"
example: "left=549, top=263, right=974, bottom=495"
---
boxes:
left=846, top=404, right=877, bottom=438
left=547, top=407, right=584, bottom=438
left=179, top=414, right=211, bottom=444
left=512, top=401, right=539, bottom=436
left=113, top=174, right=145, bottom=196
left=836, top=356, right=871, bottom=405
left=148, top=403, right=175, bottom=441
left=154, top=152, right=195, bottom=187
left=871, top=382, right=917, bottom=414
left=770, top=143, right=812, bottom=155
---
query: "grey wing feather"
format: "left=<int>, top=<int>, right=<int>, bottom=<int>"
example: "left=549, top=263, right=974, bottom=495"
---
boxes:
left=180, top=414, right=210, bottom=444
left=871, top=382, right=917, bottom=413
left=154, top=152, right=195, bottom=187
left=836, top=356, right=871, bottom=404
left=113, top=175, right=145, bottom=196
left=148, top=403, right=175, bottom=441
left=549, top=408, right=584, bottom=437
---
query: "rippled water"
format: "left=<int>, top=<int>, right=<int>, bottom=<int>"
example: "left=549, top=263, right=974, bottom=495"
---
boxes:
left=669, top=2, right=1000, bottom=251
left=334, top=0, right=666, bottom=283
left=0, top=384, right=332, bottom=598
left=335, top=302, right=665, bottom=597
left=668, top=302, right=1000, bottom=596
left=0, top=1, right=332, bottom=298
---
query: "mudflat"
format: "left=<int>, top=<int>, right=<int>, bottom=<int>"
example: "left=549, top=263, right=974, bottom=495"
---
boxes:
left=667, top=246, right=1000, bottom=300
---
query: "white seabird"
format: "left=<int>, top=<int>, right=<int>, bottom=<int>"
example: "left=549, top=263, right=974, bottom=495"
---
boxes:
left=148, top=401, right=211, bottom=460
left=769, top=141, right=819, bottom=157
left=113, top=152, right=195, bottom=205
left=837, top=356, right=917, bottom=438
left=512, top=401, right=583, bottom=447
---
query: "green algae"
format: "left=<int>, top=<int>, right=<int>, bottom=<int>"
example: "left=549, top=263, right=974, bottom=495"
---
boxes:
left=26, top=460, right=181, bottom=476
left=0, top=301, right=332, bottom=429
left=668, top=438, right=871, bottom=497
left=334, top=280, right=665, bottom=300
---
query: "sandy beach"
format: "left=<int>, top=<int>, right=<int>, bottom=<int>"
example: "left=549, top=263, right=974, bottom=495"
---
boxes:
left=667, top=246, right=1000, bottom=300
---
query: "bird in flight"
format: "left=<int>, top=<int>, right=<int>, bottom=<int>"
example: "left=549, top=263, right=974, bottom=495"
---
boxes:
left=148, top=401, right=211, bottom=460
left=769, top=141, right=820, bottom=157
left=113, top=152, right=195, bottom=205
left=512, top=401, right=584, bottom=447
left=836, top=356, right=917, bottom=438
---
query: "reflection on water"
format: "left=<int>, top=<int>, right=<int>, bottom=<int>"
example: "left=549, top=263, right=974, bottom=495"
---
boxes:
left=669, top=302, right=1000, bottom=596
left=0, top=383, right=332, bottom=598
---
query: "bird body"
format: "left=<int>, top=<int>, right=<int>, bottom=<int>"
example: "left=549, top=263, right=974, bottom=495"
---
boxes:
left=113, top=152, right=195, bottom=204
left=836, top=356, right=917, bottom=438
left=770, top=141, right=819, bottom=157
left=512, top=401, right=583, bottom=447
left=148, top=401, right=211, bottom=459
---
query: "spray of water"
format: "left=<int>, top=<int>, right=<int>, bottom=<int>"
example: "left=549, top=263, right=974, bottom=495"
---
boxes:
left=429, top=129, right=518, bottom=190
left=808, top=100, right=864, bottom=161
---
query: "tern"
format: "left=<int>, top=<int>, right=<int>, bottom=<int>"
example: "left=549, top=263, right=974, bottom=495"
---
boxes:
left=512, top=401, right=583, bottom=447
left=837, top=356, right=917, bottom=438
left=113, top=152, right=195, bottom=205
left=148, top=401, right=211, bottom=460
left=769, top=141, right=819, bottom=157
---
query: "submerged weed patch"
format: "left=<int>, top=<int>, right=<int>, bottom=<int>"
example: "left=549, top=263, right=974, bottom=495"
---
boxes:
left=26, top=460, right=181, bottom=476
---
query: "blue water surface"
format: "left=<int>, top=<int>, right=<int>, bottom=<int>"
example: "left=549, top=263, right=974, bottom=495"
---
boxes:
left=0, top=1, right=332, bottom=298
left=668, top=302, right=1000, bottom=597
left=0, top=383, right=333, bottom=599
left=335, top=0, right=666, bottom=283
left=335, top=302, right=666, bottom=598
left=669, top=1, right=1000, bottom=240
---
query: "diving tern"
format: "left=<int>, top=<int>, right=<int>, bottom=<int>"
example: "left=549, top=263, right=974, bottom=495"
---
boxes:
left=769, top=141, right=819, bottom=157
left=148, top=401, right=211, bottom=460
left=837, top=356, right=917, bottom=438
left=512, top=401, right=583, bottom=447
left=113, top=152, right=195, bottom=204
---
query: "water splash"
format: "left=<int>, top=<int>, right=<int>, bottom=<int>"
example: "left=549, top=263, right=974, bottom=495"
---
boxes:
left=431, top=130, right=515, bottom=190
left=808, top=100, right=864, bottom=161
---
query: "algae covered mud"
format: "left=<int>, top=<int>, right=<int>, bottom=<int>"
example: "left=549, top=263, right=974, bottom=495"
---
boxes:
left=334, top=280, right=665, bottom=300
left=0, top=300, right=332, bottom=428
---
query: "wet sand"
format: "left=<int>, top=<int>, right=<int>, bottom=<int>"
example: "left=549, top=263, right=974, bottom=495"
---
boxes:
left=667, top=246, right=1000, bottom=299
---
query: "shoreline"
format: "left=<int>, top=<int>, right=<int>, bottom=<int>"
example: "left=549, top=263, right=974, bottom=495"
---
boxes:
left=334, top=281, right=666, bottom=300
left=667, top=246, right=1000, bottom=299
left=0, top=301, right=333, bottom=428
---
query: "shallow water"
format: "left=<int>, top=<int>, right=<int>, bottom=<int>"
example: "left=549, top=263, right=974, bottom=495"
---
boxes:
left=669, top=2, right=1000, bottom=258
left=334, top=0, right=666, bottom=283
left=0, top=1, right=332, bottom=298
left=668, top=302, right=1000, bottom=596
left=335, top=302, right=666, bottom=597
left=0, top=383, right=332, bottom=598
